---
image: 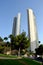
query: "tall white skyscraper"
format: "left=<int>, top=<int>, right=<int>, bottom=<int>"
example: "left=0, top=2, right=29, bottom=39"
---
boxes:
left=12, top=13, right=21, bottom=36
left=27, top=9, right=38, bottom=53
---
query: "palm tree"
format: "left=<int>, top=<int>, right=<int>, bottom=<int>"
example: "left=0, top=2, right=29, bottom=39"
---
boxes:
left=9, top=34, right=15, bottom=50
left=9, top=34, right=14, bottom=42
left=0, top=37, right=3, bottom=42
left=0, top=37, right=3, bottom=45
left=4, top=37, right=8, bottom=42
left=4, top=37, right=11, bottom=52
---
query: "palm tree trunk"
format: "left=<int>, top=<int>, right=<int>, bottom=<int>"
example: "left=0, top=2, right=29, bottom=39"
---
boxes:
left=18, top=48, right=20, bottom=56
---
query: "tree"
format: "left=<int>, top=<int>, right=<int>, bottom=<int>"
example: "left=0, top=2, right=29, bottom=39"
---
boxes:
left=4, top=37, right=8, bottom=42
left=4, top=37, right=11, bottom=52
left=9, top=34, right=15, bottom=50
left=35, top=44, right=43, bottom=55
left=35, top=44, right=43, bottom=65
left=12, top=32, right=30, bottom=56
left=4, top=37, right=8, bottom=46
left=0, top=37, right=3, bottom=42
left=9, top=32, right=30, bottom=56
left=38, top=41, right=41, bottom=43
left=0, top=46, right=4, bottom=53
left=9, top=34, right=14, bottom=42
left=6, top=41, right=10, bottom=47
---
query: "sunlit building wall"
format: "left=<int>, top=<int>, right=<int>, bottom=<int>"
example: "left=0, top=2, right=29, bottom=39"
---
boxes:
left=12, top=13, right=21, bottom=36
left=27, top=9, right=38, bottom=53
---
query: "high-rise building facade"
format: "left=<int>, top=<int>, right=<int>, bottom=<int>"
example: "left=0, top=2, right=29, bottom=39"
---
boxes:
left=27, top=9, right=38, bottom=53
left=12, top=13, right=21, bottom=36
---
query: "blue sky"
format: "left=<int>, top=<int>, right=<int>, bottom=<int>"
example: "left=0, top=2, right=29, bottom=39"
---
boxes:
left=0, top=0, right=43, bottom=44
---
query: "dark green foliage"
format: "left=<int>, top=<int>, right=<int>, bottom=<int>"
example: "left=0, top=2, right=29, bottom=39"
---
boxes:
left=0, top=46, right=4, bottom=53
left=9, top=32, right=30, bottom=55
left=0, top=32, right=30, bottom=55
left=4, top=37, right=8, bottom=40
left=35, top=44, right=43, bottom=55
left=0, top=37, right=3, bottom=41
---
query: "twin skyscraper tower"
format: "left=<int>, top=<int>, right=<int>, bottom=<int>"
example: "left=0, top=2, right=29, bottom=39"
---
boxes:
left=12, top=9, right=38, bottom=53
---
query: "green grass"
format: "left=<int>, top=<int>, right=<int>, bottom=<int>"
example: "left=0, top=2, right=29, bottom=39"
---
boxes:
left=0, top=54, right=17, bottom=58
left=20, top=57, right=41, bottom=65
left=0, top=57, right=42, bottom=65
left=0, top=59, right=24, bottom=65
